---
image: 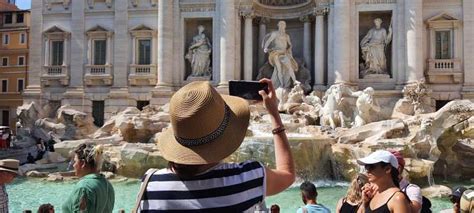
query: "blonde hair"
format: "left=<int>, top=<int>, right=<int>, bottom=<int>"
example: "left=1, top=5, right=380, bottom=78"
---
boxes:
left=346, top=173, right=369, bottom=203
left=74, top=143, right=104, bottom=171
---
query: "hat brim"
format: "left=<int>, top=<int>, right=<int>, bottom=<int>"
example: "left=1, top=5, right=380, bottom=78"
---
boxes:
left=0, top=167, right=18, bottom=175
left=158, top=95, right=250, bottom=165
left=357, top=156, right=383, bottom=166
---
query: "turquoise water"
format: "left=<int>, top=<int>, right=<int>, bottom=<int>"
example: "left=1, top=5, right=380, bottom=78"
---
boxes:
left=8, top=178, right=452, bottom=212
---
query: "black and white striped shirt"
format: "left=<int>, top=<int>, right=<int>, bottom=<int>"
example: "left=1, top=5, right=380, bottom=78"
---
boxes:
left=137, top=161, right=266, bottom=213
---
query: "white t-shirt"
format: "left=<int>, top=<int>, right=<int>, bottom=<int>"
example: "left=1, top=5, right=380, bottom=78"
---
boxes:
left=400, top=179, right=423, bottom=205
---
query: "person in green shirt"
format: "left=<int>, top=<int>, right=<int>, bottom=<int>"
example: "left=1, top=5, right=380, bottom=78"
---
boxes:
left=62, top=143, right=115, bottom=213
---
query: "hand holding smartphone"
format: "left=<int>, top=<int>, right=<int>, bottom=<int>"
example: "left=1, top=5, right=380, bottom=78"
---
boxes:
left=229, top=80, right=269, bottom=101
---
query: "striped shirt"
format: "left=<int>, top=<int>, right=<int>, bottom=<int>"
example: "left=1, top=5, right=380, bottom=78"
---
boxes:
left=137, top=161, right=266, bottom=212
left=0, top=184, right=8, bottom=213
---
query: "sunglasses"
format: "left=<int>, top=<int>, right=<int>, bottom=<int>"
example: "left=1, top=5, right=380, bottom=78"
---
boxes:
left=364, top=163, right=381, bottom=171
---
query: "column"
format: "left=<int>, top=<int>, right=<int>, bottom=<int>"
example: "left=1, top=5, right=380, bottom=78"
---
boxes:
left=69, top=0, right=85, bottom=87
left=112, top=0, right=130, bottom=88
left=87, top=38, right=92, bottom=64
left=218, top=1, right=236, bottom=87
left=242, top=10, right=255, bottom=81
left=156, top=0, right=174, bottom=88
left=25, top=0, right=43, bottom=92
left=333, top=0, right=351, bottom=84
left=152, top=33, right=157, bottom=64
left=463, top=0, right=474, bottom=93
left=258, top=17, right=268, bottom=68
left=44, top=38, right=49, bottom=66
left=314, top=8, right=326, bottom=90
left=106, top=34, right=111, bottom=65
left=300, top=15, right=312, bottom=70
left=405, top=0, right=424, bottom=84
left=62, top=36, right=68, bottom=66
left=131, top=37, right=136, bottom=64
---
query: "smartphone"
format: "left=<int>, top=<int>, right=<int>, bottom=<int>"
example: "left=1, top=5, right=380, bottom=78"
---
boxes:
left=229, top=80, right=268, bottom=100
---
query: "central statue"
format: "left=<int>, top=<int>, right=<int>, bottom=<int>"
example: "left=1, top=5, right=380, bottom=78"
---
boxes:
left=262, top=21, right=299, bottom=89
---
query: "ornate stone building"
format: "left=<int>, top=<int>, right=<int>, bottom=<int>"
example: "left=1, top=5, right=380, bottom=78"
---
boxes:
left=26, top=0, right=474, bottom=125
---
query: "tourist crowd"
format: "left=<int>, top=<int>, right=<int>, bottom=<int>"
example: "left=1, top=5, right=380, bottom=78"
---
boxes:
left=0, top=80, right=472, bottom=213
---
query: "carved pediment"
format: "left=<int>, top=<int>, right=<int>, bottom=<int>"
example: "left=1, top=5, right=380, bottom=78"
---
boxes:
left=426, top=12, right=461, bottom=29
left=130, top=24, right=156, bottom=37
left=87, top=25, right=109, bottom=32
left=87, top=25, right=113, bottom=37
left=44, top=25, right=67, bottom=34
left=130, top=24, right=154, bottom=32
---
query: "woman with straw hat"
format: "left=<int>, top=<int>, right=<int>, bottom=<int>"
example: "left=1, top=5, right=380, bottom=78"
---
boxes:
left=134, top=79, right=295, bottom=212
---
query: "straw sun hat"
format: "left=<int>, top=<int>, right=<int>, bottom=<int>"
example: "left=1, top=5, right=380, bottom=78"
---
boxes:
left=158, top=81, right=250, bottom=164
left=0, top=159, right=19, bottom=174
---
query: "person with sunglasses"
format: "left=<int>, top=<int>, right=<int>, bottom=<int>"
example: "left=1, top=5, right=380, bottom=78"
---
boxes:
left=357, top=150, right=411, bottom=213
left=336, top=173, right=369, bottom=213
left=441, top=186, right=467, bottom=213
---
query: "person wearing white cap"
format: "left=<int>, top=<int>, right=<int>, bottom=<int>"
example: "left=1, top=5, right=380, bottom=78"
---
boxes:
left=0, top=159, right=19, bottom=212
left=357, top=150, right=410, bottom=213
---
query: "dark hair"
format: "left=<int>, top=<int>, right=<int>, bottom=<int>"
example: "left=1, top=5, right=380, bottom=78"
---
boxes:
left=379, top=162, right=400, bottom=188
left=168, top=162, right=203, bottom=178
left=300, top=181, right=318, bottom=199
left=74, top=143, right=103, bottom=170
left=270, top=204, right=280, bottom=213
left=37, top=203, right=54, bottom=213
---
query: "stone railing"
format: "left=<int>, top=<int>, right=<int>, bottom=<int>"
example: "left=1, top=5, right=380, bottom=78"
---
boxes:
left=85, top=65, right=112, bottom=86
left=426, top=58, right=462, bottom=83
left=86, top=65, right=111, bottom=75
left=42, top=65, right=69, bottom=86
left=129, top=64, right=157, bottom=86
left=427, top=59, right=461, bottom=72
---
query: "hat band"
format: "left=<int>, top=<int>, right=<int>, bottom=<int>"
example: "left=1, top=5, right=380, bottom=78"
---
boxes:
left=175, top=104, right=231, bottom=147
left=0, top=165, right=18, bottom=171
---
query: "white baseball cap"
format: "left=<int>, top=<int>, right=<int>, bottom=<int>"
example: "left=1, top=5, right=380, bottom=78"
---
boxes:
left=357, top=150, right=399, bottom=168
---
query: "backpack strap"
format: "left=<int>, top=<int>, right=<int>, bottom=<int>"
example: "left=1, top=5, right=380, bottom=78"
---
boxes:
left=133, top=169, right=158, bottom=213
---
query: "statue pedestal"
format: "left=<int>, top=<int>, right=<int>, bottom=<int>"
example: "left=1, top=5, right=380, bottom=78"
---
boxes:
left=363, top=74, right=391, bottom=79
left=186, top=75, right=212, bottom=82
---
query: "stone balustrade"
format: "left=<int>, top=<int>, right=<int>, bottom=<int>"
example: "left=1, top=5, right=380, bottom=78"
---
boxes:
left=129, top=64, right=157, bottom=86
left=41, top=65, right=69, bottom=86
left=84, top=65, right=113, bottom=86
left=426, top=58, right=462, bottom=83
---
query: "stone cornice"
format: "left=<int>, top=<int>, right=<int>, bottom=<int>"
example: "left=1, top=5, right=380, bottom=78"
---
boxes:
left=179, top=2, right=215, bottom=13
left=251, top=0, right=316, bottom=19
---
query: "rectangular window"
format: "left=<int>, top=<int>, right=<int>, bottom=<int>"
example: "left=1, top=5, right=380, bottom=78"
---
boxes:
left=1, top=80, right=7, bottom=92
left=17, top=79, right=24, bottom=92
left=51, top=41, right=64, bottom=66
left=4, top=13, right=12, bottom=24
left=1, top=110, right=9, bottom=126
left=20, top=33, right=26, bottom=44
left=137, top=101, right=150, bottom=111
left=3, top=34, right=9, bottom=45
left=138, top=39, right=151, bottom=65
left=435, top=31, right=452, bottom=59
left=92, top=101, right=105, bottom=127
left=16, top=13, right=24, bottom=23
left=93, top=40, right=107, bottom=65
left=18, top=56, right=25, bottom=66
left=2, top=57, right=8, bottom=66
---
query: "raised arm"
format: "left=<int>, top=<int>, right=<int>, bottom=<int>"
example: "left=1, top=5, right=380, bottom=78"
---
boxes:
left=263, top=32, right=276, bottom=53
left=259, top=78, right=296, bottom=196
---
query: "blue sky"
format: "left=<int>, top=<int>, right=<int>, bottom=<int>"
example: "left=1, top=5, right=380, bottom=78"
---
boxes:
left=16, top=0, right=31, bottom=10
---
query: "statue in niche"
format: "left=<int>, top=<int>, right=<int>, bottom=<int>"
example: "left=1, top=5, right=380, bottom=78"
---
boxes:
left=350, top=87, right=381, bottom=127
left=262, top=21, right=299, bottom=89
left=360, top=17, right=392, bottom=78
left=185, top=25, right=212, bottom=79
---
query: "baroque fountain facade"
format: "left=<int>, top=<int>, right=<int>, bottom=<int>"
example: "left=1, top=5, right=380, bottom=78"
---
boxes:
left=13, top=0, right=474, bottom=185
